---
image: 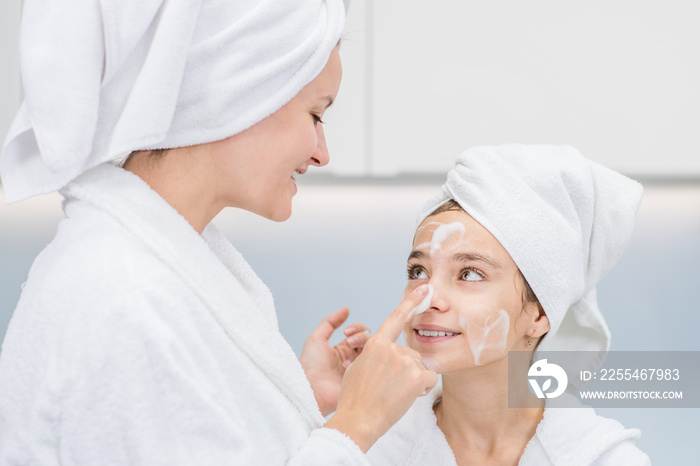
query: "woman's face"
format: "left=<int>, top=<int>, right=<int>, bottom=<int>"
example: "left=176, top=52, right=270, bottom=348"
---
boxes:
left=403, top=210, right=542, bottom=374
left=209, top=47, right=343, bottom=221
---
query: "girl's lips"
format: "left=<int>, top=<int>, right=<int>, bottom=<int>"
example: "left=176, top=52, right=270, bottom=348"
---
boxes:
left=413, top=324, right=461, bottom=333
left=414, top=329, right=460, bottom=344
left=412, top=324, right=461, bottom=344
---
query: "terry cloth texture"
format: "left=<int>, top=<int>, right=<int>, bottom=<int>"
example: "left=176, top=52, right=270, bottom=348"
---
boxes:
left=367, top=387, right=650, bottom=466
left=0, top=163, right=368, bottom=465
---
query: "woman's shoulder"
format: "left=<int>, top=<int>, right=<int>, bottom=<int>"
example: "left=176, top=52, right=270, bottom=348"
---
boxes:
left=19, top=228, right=167, bottom=329
left=367, top=387, right=457, bottom=466
left=521, top=395, right=649, bottom=466
left=12, top=201, right=193, bottom=352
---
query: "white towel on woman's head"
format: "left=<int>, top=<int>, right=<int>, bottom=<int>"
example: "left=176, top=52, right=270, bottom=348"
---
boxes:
left=417, top=144, right=643, bottom=360
left=1, top=0, right=349, bottom=203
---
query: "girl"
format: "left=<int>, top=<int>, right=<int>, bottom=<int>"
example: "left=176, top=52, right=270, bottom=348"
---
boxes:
left=368, top=144, right=651, bottom=465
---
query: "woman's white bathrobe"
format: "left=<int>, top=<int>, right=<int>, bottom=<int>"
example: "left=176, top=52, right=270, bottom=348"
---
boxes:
left=0, top=164, right=368, bottom=465
left=367, top=388, right=650, bottom=466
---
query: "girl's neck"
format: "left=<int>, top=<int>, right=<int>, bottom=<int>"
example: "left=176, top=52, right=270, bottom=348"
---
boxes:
left=435, top=357, right=544, bottom=463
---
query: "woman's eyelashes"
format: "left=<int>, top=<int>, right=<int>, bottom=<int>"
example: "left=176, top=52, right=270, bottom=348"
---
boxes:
left=311, top=113, right=325, bottom=125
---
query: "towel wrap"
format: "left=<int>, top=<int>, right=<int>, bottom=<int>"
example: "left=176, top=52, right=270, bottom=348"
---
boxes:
left=1, top=0, right=350, bottom=203
left=417, top=144, right=643, bottom=365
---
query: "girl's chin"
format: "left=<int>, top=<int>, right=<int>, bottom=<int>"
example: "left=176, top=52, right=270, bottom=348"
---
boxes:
left=415, top=352, right=455, bottom=373
left=416, top=354, right=484, bottom=374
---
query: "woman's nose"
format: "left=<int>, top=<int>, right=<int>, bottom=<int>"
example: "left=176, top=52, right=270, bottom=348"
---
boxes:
left=311, top=123, right=330, bottom=167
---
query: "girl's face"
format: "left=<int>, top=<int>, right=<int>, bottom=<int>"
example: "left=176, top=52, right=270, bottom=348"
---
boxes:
left=209, top=47, right=342, bottom=222
left=403, top=210, right=544, bottom=374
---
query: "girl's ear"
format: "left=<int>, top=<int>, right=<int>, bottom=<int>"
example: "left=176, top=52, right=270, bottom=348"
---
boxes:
left=531, top=303, right=550, bottom=337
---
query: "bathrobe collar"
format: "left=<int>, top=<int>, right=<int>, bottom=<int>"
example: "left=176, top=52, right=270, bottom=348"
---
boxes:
left=524, top=393, right=641, bottom=465
left=60, top=162, right=325, bottom=429
left=377, top=387, right=641, bottom=466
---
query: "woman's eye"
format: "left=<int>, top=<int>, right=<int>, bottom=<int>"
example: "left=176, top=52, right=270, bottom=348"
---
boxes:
left=312, top=113, right=325, bottom=125
left=460, top=269, right=483, bottom=282
left=407, top=266, right=428, bottom=280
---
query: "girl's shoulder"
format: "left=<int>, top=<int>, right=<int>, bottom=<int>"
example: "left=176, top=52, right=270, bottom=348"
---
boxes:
left=520, top=394, right=650, bottom=466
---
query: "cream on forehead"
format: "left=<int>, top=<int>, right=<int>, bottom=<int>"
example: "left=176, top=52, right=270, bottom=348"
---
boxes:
left=430, top=222, right=466, bottom=256
left=415, top=221, right=466, bottom=256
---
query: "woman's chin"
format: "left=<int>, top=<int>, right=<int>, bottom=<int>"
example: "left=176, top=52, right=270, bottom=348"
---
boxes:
left=263, top=203, right=293, bottom=222
left=270, top=210, right=292, bottom=222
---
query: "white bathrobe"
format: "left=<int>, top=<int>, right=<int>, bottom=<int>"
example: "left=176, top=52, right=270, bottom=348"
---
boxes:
left=367, top=388, right=650, bottom=466
left=0, top=163, right=368, bottom=465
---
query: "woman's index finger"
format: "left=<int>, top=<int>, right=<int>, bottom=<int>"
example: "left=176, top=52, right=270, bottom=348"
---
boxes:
left=375, top=284, right=433, bottom=342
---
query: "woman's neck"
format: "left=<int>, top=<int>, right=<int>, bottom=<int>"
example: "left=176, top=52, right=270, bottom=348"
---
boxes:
left=123, top=147, right=222, bottom=235
left=435, top=357, right=544, bottom=464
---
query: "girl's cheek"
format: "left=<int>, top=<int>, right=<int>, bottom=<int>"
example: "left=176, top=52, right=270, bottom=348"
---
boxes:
left=457, top=307, right=510, bottom=366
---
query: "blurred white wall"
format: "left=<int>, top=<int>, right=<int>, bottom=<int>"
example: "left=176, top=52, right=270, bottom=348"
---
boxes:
left=325, top=0, right=700, bottom=178
left=0, top=0, right=22, bottom=140
left=2, top=1, right=699, bottom=178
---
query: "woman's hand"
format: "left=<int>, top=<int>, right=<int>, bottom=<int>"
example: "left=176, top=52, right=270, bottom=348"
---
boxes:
left=324, top=285, right=438, bottom=453
left=300, top=307, right=371, bottom=416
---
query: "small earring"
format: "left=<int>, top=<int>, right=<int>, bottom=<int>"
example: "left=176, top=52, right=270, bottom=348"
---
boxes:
left=528, top=340, right=533, bottom=346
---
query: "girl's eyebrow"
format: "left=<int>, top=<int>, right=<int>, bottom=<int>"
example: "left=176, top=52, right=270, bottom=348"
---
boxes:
left=452, top=252, right=502, bottom=270
left=408, top=249, right=501, bottom=270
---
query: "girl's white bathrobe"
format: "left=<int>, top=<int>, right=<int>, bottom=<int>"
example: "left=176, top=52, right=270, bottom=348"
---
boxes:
left=0, top=164, right=368, bottom=465
left=367, top=388, right=650, bottom=466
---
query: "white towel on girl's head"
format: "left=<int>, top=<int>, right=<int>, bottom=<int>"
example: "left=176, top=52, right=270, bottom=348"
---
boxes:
left=417, top=145, right=643, bottom=364
left=1, top=0, right=349, bottom=203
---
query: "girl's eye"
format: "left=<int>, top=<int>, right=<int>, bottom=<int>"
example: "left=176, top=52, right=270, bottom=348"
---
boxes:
left=460, top=268, right=484, bottom=282
left=312, top=113, right=325, bottom=125
left=407, top=265, right=428, bottom=280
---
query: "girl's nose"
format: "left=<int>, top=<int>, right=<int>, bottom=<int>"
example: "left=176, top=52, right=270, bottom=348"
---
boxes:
left=311, top=123, right=330, bottom=167
left=426, top=284, right=449, bottom=313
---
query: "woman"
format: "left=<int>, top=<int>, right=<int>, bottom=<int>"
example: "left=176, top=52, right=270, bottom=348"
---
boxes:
left=0, top=1, right=436, bottom=464
left=367, top=145, right=651, bottom=465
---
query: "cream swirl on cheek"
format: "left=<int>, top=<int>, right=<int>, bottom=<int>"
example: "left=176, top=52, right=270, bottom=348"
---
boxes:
left=459, top=309, right=510, bottom=366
